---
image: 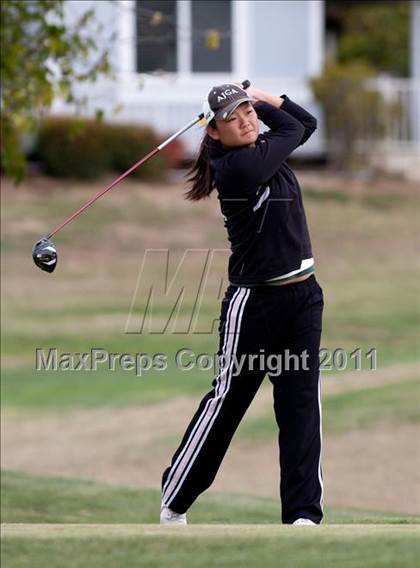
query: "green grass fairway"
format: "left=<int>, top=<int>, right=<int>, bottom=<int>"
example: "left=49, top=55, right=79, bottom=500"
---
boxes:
left=4, top=471, right=417, bottom=568
left=1, top=523, right=419, bottom=568
left=239, top=377, right=420, bottom=438
left=2, top=178, right=420, bottom=410
left=4, top=522, right=418, bottom=538
left=2, top=471, right=418, bottom=525
left=2, top=178, right=420, bottom=567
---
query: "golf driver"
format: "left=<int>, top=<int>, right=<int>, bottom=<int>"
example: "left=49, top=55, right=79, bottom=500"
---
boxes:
left=32, top=80, right=251, bottom=273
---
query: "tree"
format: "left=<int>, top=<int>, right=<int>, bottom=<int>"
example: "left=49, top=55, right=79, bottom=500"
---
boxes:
left=326, top=1, right=410, bottom=77
left=1, top=0, right=114, bottom=182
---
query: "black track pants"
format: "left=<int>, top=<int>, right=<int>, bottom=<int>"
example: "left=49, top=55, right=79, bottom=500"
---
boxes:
left=161, top=274, right=324, bottom=524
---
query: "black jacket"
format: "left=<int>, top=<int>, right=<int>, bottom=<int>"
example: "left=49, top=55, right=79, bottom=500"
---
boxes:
left=209, top=95, right=317, bottom=286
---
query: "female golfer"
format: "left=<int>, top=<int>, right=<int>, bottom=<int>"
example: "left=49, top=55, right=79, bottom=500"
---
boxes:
left=160, top=83, right=324, bottom=526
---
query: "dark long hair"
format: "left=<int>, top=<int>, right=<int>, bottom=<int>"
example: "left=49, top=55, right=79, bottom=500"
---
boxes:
left=184, top=120, right=217, bottom=201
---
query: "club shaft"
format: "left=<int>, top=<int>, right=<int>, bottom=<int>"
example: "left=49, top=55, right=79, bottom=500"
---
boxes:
left=44, top=78, right=250, bottom=239
left=46, top=114, right=203, bottom=239
left=158, top=114, right=204, bottom=150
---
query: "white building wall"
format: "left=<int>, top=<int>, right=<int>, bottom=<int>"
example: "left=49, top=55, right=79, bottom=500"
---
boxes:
left=245, top=0, right=325, bottom=156
left=53, top=0, right=326, bottom=158
left=249, top=0, right=324, bottom=79
left=63, top=0, right=119, bottom=69
left=411, top=1, right=420, bottom=80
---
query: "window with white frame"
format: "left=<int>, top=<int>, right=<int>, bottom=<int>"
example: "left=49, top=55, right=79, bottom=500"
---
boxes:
left=135, top=0, right=232, bottom=73
left=136, top=1, right=177, bottom=72
left=191, top=1, right=232, bottom=72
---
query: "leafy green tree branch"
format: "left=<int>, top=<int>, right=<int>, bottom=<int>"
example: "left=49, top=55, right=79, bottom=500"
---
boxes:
left=1, top=0, right=114, bottom=182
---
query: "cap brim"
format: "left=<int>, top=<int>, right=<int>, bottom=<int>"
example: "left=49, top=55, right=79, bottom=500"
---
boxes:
left=214, top=97, right=255, bottom=121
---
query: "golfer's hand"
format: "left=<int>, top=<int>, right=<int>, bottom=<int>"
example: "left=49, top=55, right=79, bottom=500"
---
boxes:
left=235, top=83, right=263, bottom=104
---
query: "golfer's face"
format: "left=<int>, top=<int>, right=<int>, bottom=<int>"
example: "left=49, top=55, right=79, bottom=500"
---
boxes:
left=215, top=102, right=259, bottom=148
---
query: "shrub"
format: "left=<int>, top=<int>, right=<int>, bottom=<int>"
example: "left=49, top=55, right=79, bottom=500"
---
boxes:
left=36, top=117, right=168, bottom=180
left=310, top=61, right=390, bottom=171
left=37, top=117, right=110, bottom=179
left=158, top=135, right=186, bottom=169
left=104, top=124, right=166, bottom=181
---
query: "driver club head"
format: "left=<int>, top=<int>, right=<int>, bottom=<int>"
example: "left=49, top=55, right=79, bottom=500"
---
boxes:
left=32, top=237, right=58, bottom=273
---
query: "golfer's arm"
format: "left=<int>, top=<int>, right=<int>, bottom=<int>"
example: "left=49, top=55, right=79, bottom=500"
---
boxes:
left=278, top=95, right=317, bottom=146
left=218, top=106, right=304, bottom=192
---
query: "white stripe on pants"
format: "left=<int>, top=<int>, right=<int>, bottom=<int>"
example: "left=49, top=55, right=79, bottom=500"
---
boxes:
left=162, top=287, right=250, bottom=507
